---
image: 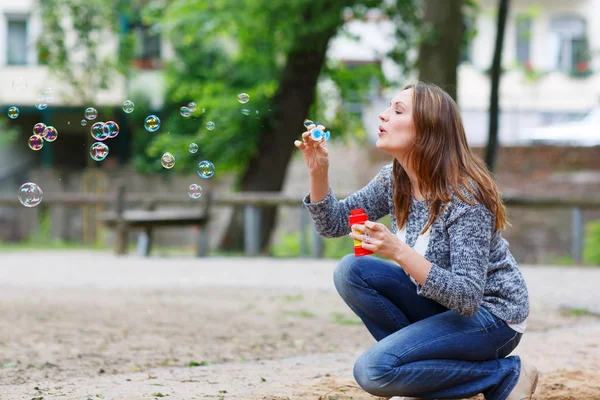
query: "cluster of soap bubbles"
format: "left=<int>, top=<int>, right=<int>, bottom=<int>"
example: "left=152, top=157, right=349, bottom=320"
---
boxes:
left=180, top=102, right=197, bottom=117
left=28, top=123, right=59, bottom=151
left=15, top=92, right=274, bottom=206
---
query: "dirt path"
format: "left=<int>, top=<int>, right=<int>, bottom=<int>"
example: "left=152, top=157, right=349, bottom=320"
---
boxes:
left=1, top=252, right=599, bottom=399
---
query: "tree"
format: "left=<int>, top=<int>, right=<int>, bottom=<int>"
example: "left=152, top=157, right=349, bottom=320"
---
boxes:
left=145, top=0, right=421, bottom=252
left=484, top=0, right=510, bottom=172
left=416, top=0, right=465, bottom=102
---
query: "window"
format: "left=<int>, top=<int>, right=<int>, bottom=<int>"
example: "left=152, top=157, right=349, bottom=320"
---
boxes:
left=548, top=15, right=589, bottom=74
left=6, top=17, right=28, bottom=65
left=132, top=23, right=162, bottom=69
left=515, top=16, right=532, bottom=64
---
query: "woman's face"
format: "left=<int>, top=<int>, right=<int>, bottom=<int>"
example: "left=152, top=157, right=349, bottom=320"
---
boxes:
left=376, top=89, right=416, bottom=159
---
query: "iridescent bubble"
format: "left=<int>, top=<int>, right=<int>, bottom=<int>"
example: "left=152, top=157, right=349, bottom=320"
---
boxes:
left=35, top=96, right=48, bottom=110
left=43, top=126, right=58, bottom=142
left=81, top=119, right=87, bottom=126
left=18, top=182, right=43, bottom=208
left=324, top=130, right=331, bottom=141
left=33, top=123, right=46, bottom=137
left=28, top=135, right=44, bottom=151
left=41, top=88, right=54, bottom=103
left=7, top=106, right=19, bottom=119
left=103, top=121, right=120, bottom=139
left=145, top=115, right=160, bottom=132
left=161, top=152, right=175, bottom=169
left=122, top=100, right=135, bottom=113
left=90, top=142, right=109, bottom=161
left=311, top=128, right=324, bottom=141
left=180, top=106, right=191, bottom=117
left=91, top=122, right=108, bottom=141
left=237, top=93, right=250, bottom=104
left=189, top=143, right=198, bottom=154
left=197, top=160, right=215, bottom=178
left=188, top=184, right=203, bottom=199
left=206, top=121, right=215, bottom=130
left=241, top=108, right=250, bottom=116
left=188, top=102, right=197, bottom=112
left=12, top=78, right=27, bottom=92
left=85, top=107, right=98, bottom=120
left=201, top=108, right=206, bottom=113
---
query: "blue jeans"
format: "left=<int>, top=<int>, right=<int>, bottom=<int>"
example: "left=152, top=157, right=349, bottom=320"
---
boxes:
left=334, top=254, right=523, bottom=400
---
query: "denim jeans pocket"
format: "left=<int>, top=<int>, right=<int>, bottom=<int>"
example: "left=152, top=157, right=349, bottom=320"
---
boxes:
left=494, top=331, right=522, bottom=359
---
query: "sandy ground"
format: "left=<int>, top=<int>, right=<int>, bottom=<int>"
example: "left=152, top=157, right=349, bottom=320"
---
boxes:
left=0, top=251, right=599, bottom=400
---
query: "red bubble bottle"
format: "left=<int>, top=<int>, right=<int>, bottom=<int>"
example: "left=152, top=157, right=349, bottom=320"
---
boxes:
left=348, top=208, right=373, bottom=257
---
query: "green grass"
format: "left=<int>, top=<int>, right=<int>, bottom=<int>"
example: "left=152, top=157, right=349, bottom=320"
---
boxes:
left=330, top=311, right=362, bottom=325
left=282, top=310, right=315, bottom=318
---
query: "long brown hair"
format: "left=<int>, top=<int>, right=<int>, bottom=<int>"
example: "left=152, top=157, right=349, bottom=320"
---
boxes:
left=393, top=81, right=507, bottom=232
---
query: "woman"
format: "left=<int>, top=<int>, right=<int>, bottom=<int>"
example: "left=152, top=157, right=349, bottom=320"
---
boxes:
left=294, top=81, right=537, bottom=400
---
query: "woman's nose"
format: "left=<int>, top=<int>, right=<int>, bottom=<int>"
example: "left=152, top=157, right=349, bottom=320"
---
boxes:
left=379, top=113, right=387, bottom=122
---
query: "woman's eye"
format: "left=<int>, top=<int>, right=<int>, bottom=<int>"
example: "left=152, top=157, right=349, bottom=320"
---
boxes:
left=395, top=111, right=402, bottom=115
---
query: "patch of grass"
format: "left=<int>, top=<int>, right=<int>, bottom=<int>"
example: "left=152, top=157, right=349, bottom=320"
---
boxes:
left=151, top=393, right=169, bottom=398
left=282, top=294, right=304, bottom=302
left=560, top=307, right=600, bottom=318
left=282, top=310, right=315, bottom=318
left=188, top=361, right=212, bottom=367
left=330, top=312, right=362, bottom=325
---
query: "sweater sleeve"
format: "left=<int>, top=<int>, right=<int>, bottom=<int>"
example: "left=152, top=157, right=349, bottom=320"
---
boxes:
left=302, top=164, right=392, bottom=238
left=416, top=203, right=493, bottom=317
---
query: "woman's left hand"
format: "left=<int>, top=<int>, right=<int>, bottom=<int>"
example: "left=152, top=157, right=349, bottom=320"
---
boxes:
left=349, top=220, right=405, bottom=260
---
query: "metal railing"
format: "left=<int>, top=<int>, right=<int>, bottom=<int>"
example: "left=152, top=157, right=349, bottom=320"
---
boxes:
left=0, top=191, right=599, bottom=263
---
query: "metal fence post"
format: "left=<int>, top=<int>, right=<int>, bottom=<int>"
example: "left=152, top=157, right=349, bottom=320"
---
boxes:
left=571, top=207, right=584, bottom=265
left=299, top=206, right=307, bottom=257
left=311, top=220, right=324, bottom=258
left=244, top=205, right=261, bottom=256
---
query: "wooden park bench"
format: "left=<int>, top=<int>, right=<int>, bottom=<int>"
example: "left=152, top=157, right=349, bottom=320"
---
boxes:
left=102, top=185, right=212, bottom=257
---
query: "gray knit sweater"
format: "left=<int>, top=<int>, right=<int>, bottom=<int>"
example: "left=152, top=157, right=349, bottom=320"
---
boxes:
left=303, top=164, right=529, bottom=324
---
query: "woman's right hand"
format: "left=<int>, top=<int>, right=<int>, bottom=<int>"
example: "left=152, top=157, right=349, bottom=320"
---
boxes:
left=294, top=123, right=329, bottom=173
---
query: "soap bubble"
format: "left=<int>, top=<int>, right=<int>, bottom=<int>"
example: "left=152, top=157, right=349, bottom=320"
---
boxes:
left=81, top=119, right=87, bottom=126
left=28, top=135, right=44, bottom=151
left=122, top=100, right=134, bottom=113
left=241, top=108, right=250, bottom=116
left=12, top=78, right=27, bottom=92
left=90, top=142, right=109, bottom=161
left=33, top=123, right=46, bottom=136
left=161, top=152, right=175, bottom=169
left=103, top=121, right=120, bottom=139
left=18, top=182, right=43, bottom=208
left=145, top=115, right=160, bottom=132
left=43, top=126, right=58, bottom=142
left=180, top=106, right=191, bottom=117
left=91, top=122, right=108, bottom=141
left=197, top=160, right=215, bottom=178
left=85, top=107, right=98, bottom=120
left=311, top=128, right=323, bottom=141
left=7, top=106, right=19, bottom=119
left=324, top=130, right=331, bottom=141
left=201, top=108, right=206, bottom=113
left=188, top=102, right=197, bottom=112
left=189, top=143, right=198, bottom=154
left=237, top=93, right=250, bottom=104
left=206, top=121, right=215, bottom=130
left=188, top=184, right=203, bottom=199
left=35, top=96, right=48, bottom=110
left=41, top=88, right=54, bottom=103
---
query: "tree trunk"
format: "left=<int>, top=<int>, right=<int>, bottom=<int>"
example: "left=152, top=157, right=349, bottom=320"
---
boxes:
left=485, top=0, right=510, bottom=172
left=220, top=3, right=348, bottom=253
left=417, top=0, right=464, bottom=102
